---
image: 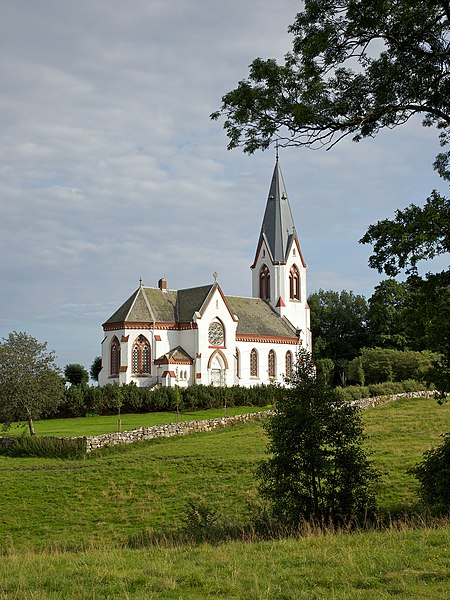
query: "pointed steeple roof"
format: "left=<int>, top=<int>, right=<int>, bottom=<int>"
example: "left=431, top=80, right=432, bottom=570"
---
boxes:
left=259, top=159, right=296, bottom=263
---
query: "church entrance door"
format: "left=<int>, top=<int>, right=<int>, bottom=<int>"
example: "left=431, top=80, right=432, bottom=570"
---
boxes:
left=211, top=368, right=223, bottom=387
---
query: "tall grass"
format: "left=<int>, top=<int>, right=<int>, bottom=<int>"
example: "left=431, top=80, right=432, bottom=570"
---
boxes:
left=0, top=525, right=449, bottom=599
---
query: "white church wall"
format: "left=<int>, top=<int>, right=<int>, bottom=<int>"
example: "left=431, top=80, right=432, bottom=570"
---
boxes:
left=193, top=287, right=238, bottom=387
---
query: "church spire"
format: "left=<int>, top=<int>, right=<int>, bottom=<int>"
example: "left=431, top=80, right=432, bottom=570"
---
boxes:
left=259, top=159, right=296, bottom=264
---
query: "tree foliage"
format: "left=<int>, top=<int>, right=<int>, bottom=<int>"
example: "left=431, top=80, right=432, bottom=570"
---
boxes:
left=90, top=356, right=102, bottom=383
left=0, top=332, right=64, bottom=435
left=347, top=347, right=440, bottom=385
left=410, top=433, right=450, bottom=513
left=257, top=349, right=378, bottom=526
left=64, top=363, right=89, bottom=387
left=367, top=279, right=409, bottom=350
left=212, top=1, right=450, bottom=156
left=308, top=289, right=369, bottom=362
left=360, top=191, right=450, bottom=277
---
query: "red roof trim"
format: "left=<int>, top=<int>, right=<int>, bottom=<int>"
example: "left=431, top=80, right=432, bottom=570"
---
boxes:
left=236, top=334, right=300, bottom=345
left=161, top=370, right=176, bottom=378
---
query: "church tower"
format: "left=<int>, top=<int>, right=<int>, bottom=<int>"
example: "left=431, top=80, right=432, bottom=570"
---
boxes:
left=251, top=157, right=311, bottom=350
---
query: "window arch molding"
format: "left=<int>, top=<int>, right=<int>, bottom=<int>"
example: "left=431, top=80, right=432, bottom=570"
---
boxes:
left=259, top=264, right=270, bottom=300
left=285, top=350, right=293, bottom=379
left=250, top=348, right=259, bottom=377
left=132, top=334, right=151, bottom=375
left=208, top=318, right=225, bottom=347
left=268, top=349, right=276, bottom=379
left=289, top=264, right=300, bottom=300
left=110, top=336, right=120, bottom=376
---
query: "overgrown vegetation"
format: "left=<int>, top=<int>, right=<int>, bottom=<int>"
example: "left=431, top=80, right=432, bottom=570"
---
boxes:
left=1, top=435, right=86, bottom=459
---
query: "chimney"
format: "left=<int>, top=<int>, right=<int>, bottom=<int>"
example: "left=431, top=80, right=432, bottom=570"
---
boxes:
left=158, top=278, right=167, bottom=291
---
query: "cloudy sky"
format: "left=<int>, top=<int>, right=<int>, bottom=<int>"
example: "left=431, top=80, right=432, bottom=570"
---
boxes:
left=1, top=0, right=447, bottom=372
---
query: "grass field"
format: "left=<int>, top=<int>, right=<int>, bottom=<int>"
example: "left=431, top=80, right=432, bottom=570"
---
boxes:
left=0, top=397, right=449, bottom=598
left=4, top=405, right=267, bottom=437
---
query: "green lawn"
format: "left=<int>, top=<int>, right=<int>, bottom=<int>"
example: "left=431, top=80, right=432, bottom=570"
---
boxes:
left=4, top=405, right=267, bottom=437
left=0, top=396, right=449, bottom=598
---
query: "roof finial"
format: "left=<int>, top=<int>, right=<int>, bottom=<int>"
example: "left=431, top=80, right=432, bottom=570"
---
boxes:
left=275, top=139, right=279, bottom=162
left=139, top=277, right=143, bottom=287
left=213, top=271, right=218, bottom=282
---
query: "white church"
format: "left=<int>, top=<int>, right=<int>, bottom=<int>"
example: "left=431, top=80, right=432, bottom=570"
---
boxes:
left=98, top=159, right=311, bottom=388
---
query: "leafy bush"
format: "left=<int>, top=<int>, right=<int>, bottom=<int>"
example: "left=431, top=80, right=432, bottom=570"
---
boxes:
left=347, top=348, right=442, bottom=385
left=410, top=433, right=450, bottom=513
left=367, top=381, right=405, bottom=396
left=258, top=349, right=379, bottom=526
left=334, top=385, right=370, bottom=403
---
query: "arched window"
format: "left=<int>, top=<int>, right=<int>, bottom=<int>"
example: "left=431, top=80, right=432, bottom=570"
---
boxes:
left=132, top=334, right=151, bottom=375
left=289, top=265, right=300, bottom=300
left=236, top=348, right=241, bottom=379
left=110, top=337, right=120, bottom=376
left=250, top=348, right=258, bottom=377
left=268, top=349, right=276, bottom=378
left=259, top=265, right=270, bottom=300
left=208, top=320, right=224, bottom=346
left=285, top=351, right=293, bottom=379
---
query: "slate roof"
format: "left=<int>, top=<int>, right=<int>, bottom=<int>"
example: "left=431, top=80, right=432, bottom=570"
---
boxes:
left=226, top=296, right=298, bottom=338
left=103, top=284, right=298, bottom=340
left=103, top=284, right=215, bottom=325
left=258, top=159, right=296, bottom=263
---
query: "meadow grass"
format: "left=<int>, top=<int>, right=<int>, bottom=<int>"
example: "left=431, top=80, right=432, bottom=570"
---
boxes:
left=0, top=396, right=449, bottom=598
left=0, top=527, right=449, bottom=599
left=4, top=405, right=267, bottom=437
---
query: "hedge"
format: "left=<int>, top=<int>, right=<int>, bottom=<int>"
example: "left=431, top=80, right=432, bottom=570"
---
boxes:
left=53, top=383, right=284, bottom=418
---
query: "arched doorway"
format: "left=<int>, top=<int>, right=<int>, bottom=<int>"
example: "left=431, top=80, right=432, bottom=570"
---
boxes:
left=208, top=349, right=228, bottom=387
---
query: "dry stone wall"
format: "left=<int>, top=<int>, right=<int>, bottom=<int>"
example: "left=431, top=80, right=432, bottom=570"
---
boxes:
left=83, top=411, right=270, bottom=452
left=0, top=391, right=435, bottom=454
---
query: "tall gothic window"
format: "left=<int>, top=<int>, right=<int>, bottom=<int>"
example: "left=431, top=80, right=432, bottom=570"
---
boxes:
left=236, top=347, right=241, bottom=379
left=110, top=337, right=120, bottom=376
left=250, top=348, right=258, bottom=377
left=132, top=334, right=151, bottom=375
left=285, top=350, right=293, bottom=379
left=268, top=349, right=276, bottom=378
left=259, top=265, right=270, bottom=300
left=289, top=264, right=300, bottom=300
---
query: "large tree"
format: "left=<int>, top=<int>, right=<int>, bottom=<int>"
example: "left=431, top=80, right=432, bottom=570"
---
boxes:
left=308, top=289, right=369, bottom=383
left=0, top=332, right=64, bottom=435
left=212, top=0, right=449, bottom=158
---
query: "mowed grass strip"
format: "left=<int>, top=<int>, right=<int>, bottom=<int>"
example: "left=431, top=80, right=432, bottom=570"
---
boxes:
left=0, top=397, right=448, bottom=555
left=0, top=527, right=449, bottom=599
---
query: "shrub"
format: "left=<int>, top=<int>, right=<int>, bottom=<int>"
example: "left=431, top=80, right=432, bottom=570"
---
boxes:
left=348, top=348, right=443, bottom=386
left=409, top=433, right=450, bottom=513
left=367, top=381, right=405, bottom=396
left=258, top=349, right=379, bottom=526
